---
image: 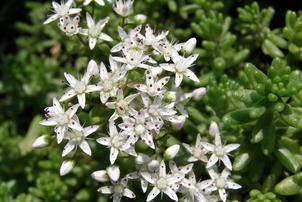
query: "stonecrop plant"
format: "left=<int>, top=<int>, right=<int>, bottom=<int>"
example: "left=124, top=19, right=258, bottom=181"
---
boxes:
left=33, top=0, right=242, bottom=201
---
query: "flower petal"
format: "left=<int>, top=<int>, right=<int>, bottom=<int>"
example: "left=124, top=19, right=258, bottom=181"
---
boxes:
left=77, top=94, right=86, bottom=108
left=164, top=187, right=178, bottom=201
left=184, top=69, right=199, bottom=83
left=109, top=147, right=119, bottom=164
left=62, top=142, right=75, bottom=157
left=146, top=187, right=160, bottom=202
left=175, top=73, right=183, bottom=87
left=79, top=140, right=92, bottom=156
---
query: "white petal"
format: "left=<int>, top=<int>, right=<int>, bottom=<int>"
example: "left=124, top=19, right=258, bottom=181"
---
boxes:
left=68, top=8, right=82, bottom=15
left=109, top=121, right=118, bottom=136
left=184, top=69, right=199, bottom=82
left=164, top=187, right=178, bottom=201
left=89, top=38, right=97, bottom=49
left=141, top=132, right=155, bottom=149
left=221, top=155, right=233, bottom=170
left=43, top=14, right=59, bottom=24
left=123, top=188, right=136, bottom=198
left=86, top=84, right=101, bottom=92
left=60, top=89, right=76, bottom=101
left=159, top=160, right=166, bottom=177
left=200, top=142, right=214, bottom=152
left=218, top=189, right=227, bottom=202
left=99, top=33, right=113, bottom=41
left=68, top=119, right=83, bottom=131
left=99, top=62, right=108, bottom=80
left=65, top=104, right=80, bottom=117
left=227, top=181, right=242, bottom=189
left=180, top=163, right=194, bottom=174
left=95, top=0, right=105, bottom=6
left=110, top=147, right=119, bottom=164
left=198, top=179, right=214, bottom=189
left=86, top=12, right=94, bottom=28
left=209, top=122, right=220, bottom=139
left=39, top=118, right=57, bottom=126
left=206, top=155, right=219, bottom=168
left=96, top=137, right=111, bottom=146
left=64, top=72, right=77, bottom=87
left=224, top=144, right=240, bottom=153
left=182, top=143, right=193, bottom=153
left=111, top=43, right=124, bottom=53
left=97, top=186, right=113, bottom=194
left=83, top=0, right=92, bottom=5
left=79, top=141, right=92, bottom=156
left=91, top=170, right=109, bottom=182
left=32, top=135, right=49, bottom=148
left=84, top=125, right=99, bottom=136
left=60, top=160, right=75, bottom=176
left=141, top=172, right=155, bottom=184
left=55, top=126, right=66, bottom=144
left=107, top=166, right=120, bottom=181
left=77, top=94, right=86, bottom=108
left=146, top=187, right=160, bottom=202
left=52, top=97, right=64, bottom=113
left=175, top=73, right=183, bottom=87
left=141, top=179, right=148, bottom=193
left=160, top=63, right=175, bottom=72
left=62, top=142, right=75, bottom=157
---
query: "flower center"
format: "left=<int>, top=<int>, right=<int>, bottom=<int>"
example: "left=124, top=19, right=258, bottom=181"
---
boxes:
left=214, top=146, right=225, bottom=157
left=175, top=63, right=187, bottom=73
left=111, top=135, right=123, bottom=148
left=135, top=124, right=145, bottom=135
left=215, top=177, right=226, bottom=189
left=89, top=25, right=100, bottom=38
left=148, top=106, right=158, bottom=117
left=102, top=79, right=113, bottom=92
left=113, top=184, right=124, bottom=195
left=116, top=100, right=128, bottom=115
left=56, top=5, right=69, bottom=16
left=70, top=131, right=84, bottom=144
left=74, top=81, right=86, bottom=94
left=156, top=178, right=167, bottom=190
left=56, top=113, right=69, bottom=125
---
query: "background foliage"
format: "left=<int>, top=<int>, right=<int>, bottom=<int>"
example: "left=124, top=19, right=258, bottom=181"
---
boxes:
left=1, top=0, right=302, bottom=201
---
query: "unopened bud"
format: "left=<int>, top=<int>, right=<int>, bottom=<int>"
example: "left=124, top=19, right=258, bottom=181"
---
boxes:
left=32, top=135, right=49, bottom=148
left=209, top=122, right=219, bottom=137
left=148, top=160, right=160, bottom=172
left=192, top=87, right=206, bottom=101
left=164, top=91, right=177, bottom=102
left=107, top=166, right=120, bottom=182
left=91, top=170, right=109, bottom=182
left=60, top=160, right=75, bottom=176
left=169, top=115, right=186, bottom=130
left=136, top=153, right=151, bottom=164
left=183, top=38, right=197, bottom=53
left=134, top=14, right=147, bottom=24
left=87, top=59, right=99, bottom=76
left=164, top=145, right=180, bottom=160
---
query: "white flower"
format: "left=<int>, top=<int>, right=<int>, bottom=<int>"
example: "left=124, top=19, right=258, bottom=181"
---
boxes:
left=183, top=134, right=208, bottom=163
left=105, top=90, right=139, bottom=121
left=111, top=25, right=144, bottom=53
left=97, top=121, right=136, bottom=164
left=98, top=58, right=127, bottom=103
left=58, top=15, right=80, bottom=36
left=164, top=145, right=180, bottom=160
left=160, top=52, right=199, bottom=87
left=143, top=24, right=169, bottom=47
left=79, top=13, right=113, bottom=49
left=62, top=125, right=99, bottom=156
left=169, top=161, right=193, bottom=188
left=83, top=0, right=105, bottom=6
left=97, top=168, right=136, bottom=202
left=113, top=48, right=154, bottom=70
left=199, top=169, right=241, bottom=202
left=60, top=160, right=75, bottom=176
left=60, top=70, right=100, bottom=108
left=32, top=135, right=50, bottom=148
left=40, top=98, right=82, bottom=144
left=113, top=0, right=134, bottom=17
left=133, top=70, right=170, bottom=96
left=179, top=37, right=197, bottom=54
left=141, top=160, right=183, bottom=201
left=200, top=122, right=240, bottom=170
left=153, top=38, right=179, bottom=62
left=44, top=0, right=81, bottom=24
left=118, top=111, right=162, bottom=149
left=140, top=93, right=176, bottom=123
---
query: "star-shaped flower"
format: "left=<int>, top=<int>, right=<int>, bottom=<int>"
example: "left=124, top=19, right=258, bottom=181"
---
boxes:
left=60, top=71, right=100, bottom=108
left=199, top=169, right=241, bottom=202
left=183, top=134, right=208, bottom=163
left=200, top=122, right=240, bottom=170
left=44, top=0, right=81, bottom=24
left=141, top=160, right=183, bottom=201
left=118, top=111, right=162, bottom=149
left=97, top=167, right=136, bottom=202
left=133, top=70, right=170, bottom=96
left=97, top=121, right=136, bottom=164
left=143, top=24, right=169, bottom=47
left=40, top=98, right=82, bottom=144
left=160, top=52, right=199, bottom=87
left=105, top=90, right=139, bottom=121
left=62, top=125, right=99, bottom=156
left=79, top=13, right=113, bottom=49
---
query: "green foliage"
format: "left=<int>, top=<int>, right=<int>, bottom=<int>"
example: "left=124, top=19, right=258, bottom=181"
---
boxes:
left=2, top=0, right=302, bottom=201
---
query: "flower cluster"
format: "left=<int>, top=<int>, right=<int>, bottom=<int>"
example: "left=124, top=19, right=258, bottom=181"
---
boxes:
left=33, top=0, right=241, bottom=201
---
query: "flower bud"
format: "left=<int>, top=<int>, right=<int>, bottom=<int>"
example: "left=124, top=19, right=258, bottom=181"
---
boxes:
left=60, top=160, right=75, bottom=176
left=91, top=170, right=109, bottom=182
left=183, top=38, right=197, bottom=53
left=87, top=59, right=99, bottom=76
left=209, top=122, right=219, bottom=137
left=134, top=14, right=147, bottom=24
left=148, top=160, right=160, bottom=172
left=164, top=91, right=177, bottom=102
left=169, top=115, right=186, bottom=130
left=192, top=87, right=206, bottom=101
left=164, top=145, right=180, bottom=160
left=32, top=135, right=50, bottom=148
left=107, top=166, right=120, bottom=182
left=136, top=153, right=151, bottom=164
